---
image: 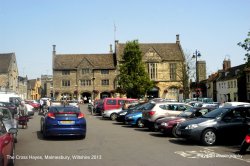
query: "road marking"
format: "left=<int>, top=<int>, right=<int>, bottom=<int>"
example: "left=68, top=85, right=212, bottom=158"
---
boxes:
left=175, top=147, right=250, bottom=163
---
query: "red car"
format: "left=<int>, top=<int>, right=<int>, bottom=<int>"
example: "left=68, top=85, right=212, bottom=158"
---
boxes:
left=0, top=120, right=17, bottom=166
left=155, top=107, right=216, bottom=137
left=25, top=100, right=40, bottom=110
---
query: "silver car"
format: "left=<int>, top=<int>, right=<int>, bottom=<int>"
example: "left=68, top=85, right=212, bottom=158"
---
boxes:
left=142, top=102, right=192, bottom=131
left=102, top=108, right=122, bottom=120
left=0, top=107, right=18, bottom=142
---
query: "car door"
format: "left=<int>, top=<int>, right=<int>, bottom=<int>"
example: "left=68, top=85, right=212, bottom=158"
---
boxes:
left=217, top=108, right=247, bottom=141
left=0, top=121, right=12, bottom=164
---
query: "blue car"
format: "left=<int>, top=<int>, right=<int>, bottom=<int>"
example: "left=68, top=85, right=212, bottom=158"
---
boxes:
left=40, top=105, right=86, bottom=139
left=125, top=110, right=144, bottom=127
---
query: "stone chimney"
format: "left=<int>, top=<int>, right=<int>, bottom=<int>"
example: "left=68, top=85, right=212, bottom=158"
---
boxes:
left=52, top=45, right=56, bottom=55
left=223, top=58, right=231, bottom=71
left=176, top=34, right=180, bottom=44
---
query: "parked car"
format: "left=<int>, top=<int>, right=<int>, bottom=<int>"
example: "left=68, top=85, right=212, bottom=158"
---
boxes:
left=102, top=98, right=138, bottom=112
left=93, top=99, right=104, bottom=115
left=155, top=107, right=216, bottom=137
left=116, top=103, right=148, bottom=123
left=102, top=108, right=122, bottom=120
left=68, top=100, right=79, bottom=107
left=25, top=100, right=40, bottom=110
left=142, top=102, right=192, bottom=131
left=125, top=110, right=144, bottom=127
left=40, top=105, right=86, bottom=139
left=175, top=106, right=250, bottom=145
left=0, top=107, right=18, bottom=142
left=25, top=103, right=35, bottom=116
left=0, top=117, right=17, bottom=166
left=0, top=102, right=17, bottom=117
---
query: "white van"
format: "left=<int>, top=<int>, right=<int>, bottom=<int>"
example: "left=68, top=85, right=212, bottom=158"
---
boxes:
left=0, top=93, right=22, bottom=105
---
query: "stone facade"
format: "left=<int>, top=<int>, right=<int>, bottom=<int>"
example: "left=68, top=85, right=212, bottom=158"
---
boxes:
left=0, top=53, right=19, bottom=93
left=18, top=76, right=28, bottom=100
left=41, top=75, right=53, bottom=98
left=27, top=78, right=41, bottom=100
left=52, top=35, right=186, bottom=101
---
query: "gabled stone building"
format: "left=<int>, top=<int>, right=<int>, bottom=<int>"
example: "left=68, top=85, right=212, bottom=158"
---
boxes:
left=52, top=45, right=117, bottom=101
left=52, top=35, right=186, bottom=101
left=115, top=35, right=185, bottom=100
left=27, top=78, right=41, bottom=100
left=0, top=53, right=19, bottom=93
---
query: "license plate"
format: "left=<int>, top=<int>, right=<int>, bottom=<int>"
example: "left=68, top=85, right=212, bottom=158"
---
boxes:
left=176, top=130, right=181, bottom=135
left=59, top=121, right=75, bottom=125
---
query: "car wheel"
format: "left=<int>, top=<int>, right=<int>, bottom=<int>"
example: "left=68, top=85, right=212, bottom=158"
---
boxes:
left=40, top=122, right=43, bottom=133
left=201, top=129, right=216, bottom=146
left=110, top=113, right=118, bottom=121
left=8, top=144, right=15, bottom=166
left=239, top=141, right=249, bottom=155
left=14, top=134, right=17, bottom=143
left=79, top=134, right=86, bottom=140
left=42, top=126, right=47, bottom=139
left=172, top=125, right=178, bottom=138
left=137, top=118, right=144, bottom=128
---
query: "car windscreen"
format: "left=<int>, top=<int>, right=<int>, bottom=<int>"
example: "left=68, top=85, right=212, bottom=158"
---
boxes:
left=143, top=103, right=155, bottom=110
left=0, top=108, right=12, bottom=120
left=49, top=107, right=80, bottom=113
left=202, top=108, right=229, bottom=118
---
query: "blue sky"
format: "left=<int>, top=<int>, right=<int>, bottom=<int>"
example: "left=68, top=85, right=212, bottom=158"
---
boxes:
left=0, top=0, right=249, bottom=79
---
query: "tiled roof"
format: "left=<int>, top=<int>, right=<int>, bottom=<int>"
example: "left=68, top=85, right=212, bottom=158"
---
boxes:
left=116, top=43, right=185, bottom=61
left=53, top=54, right=115, bottom=70
left=217, top=64, right=245, bottom=81
left=0, top=53, right=14, bottom=73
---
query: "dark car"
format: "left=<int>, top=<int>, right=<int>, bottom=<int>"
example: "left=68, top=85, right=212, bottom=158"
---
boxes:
left=176, top=106, right=250, bottom=145
left=0, top=102, right=17, bottom=117
left=40, top=105, right=86, bottom=139
left=156, top=107, right=216, bottom=137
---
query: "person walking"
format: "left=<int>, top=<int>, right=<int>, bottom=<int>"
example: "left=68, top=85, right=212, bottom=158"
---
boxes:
left=39, top=99, right=44, bottom=113
left=18, top=101, right=28, bottom=128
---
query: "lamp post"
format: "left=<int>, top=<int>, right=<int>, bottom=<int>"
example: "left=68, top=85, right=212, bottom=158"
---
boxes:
left=192, top=50, right=201, bottom=99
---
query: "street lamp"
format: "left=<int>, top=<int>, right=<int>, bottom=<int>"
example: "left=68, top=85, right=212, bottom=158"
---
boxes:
left=192, top=50, right=201, bottom=98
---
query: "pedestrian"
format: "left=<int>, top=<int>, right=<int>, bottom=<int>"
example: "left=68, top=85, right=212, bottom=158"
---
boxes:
left=40, top=99, right=44, bottom=113
left=18, top=101, right=28, bottom=116
left=84, top=96, right=87, bottom=104
left=122, top=101, right=129, bottom=110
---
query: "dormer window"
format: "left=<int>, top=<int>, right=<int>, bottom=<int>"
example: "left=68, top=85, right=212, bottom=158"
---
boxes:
left=235, top=69, right=240, bottom=75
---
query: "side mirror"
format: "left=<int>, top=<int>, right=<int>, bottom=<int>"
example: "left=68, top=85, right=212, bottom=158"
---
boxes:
left=8, top=128, right=18, bottom=134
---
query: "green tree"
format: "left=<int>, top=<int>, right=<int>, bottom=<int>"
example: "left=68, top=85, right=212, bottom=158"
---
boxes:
left=118, top=40, right=153, bottom=98
left=238, top=31, right=250, bottom=65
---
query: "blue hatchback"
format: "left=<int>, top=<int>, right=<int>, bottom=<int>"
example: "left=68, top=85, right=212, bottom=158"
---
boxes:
left=40, top=105, right=86, bottom=139
left=125, top=110, right=144, bottom=127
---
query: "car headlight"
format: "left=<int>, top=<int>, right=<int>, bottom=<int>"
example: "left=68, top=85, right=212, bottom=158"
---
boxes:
left=127, top=116, right=133, bottom=119
left=161, top=122, right=168, bottom=127
left=185, top=124, right=199, bottom=130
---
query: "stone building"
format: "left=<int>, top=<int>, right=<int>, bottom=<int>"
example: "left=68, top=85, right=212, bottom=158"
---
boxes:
left=41, top=75, right=53, bottom=98
left=0, top=53, right=19, bottom=93
left=197, top=61, right=206, bottom=82
left=18, top=76, right=28, bottom=100
left=52, top=45, right=116, bottom=101
left=52, top=35, right=186, bottom=101
left=115, top=35, right=185, bottom=100
left=27, top=78, right=42, bottom=100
